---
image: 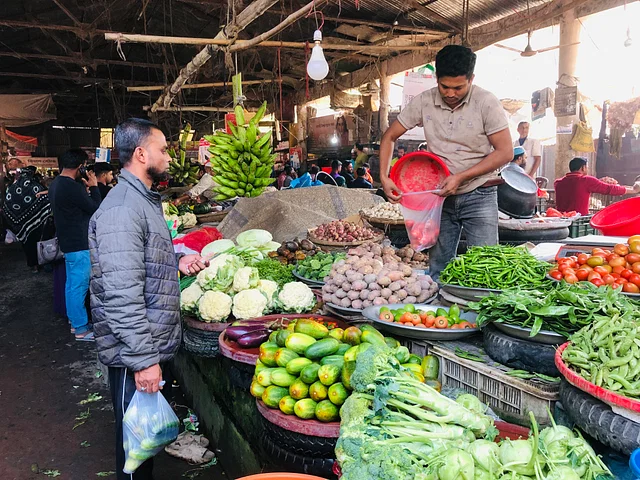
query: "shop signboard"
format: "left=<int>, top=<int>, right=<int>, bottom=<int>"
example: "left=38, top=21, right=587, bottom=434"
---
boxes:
left=400, top=72, right=437, bottom=141
left=308, top=114, right=355, bottom=149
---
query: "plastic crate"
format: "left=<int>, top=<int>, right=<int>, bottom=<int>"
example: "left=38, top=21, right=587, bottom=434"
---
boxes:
left=569, top=215, right=598, bottom=238
left=400, top=337, right=559, bottom=427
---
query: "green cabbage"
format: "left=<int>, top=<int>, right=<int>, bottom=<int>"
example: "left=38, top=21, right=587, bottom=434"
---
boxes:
left=236, top=229, right=273, bottom=248
left=201, top=239, right=235, bottom=259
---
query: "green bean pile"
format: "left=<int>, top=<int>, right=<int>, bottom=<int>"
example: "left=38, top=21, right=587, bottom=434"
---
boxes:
left=563, top=315, right=640, bottom=398
left=440, top=245, right=550, bottom=290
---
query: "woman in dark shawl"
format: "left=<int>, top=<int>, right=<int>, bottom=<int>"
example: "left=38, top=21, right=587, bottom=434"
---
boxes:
left=2, top=166, right=52, bottom=272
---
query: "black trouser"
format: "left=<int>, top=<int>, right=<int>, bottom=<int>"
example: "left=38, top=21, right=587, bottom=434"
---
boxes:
left=21, top=226, right=43, bottom=267
left=108, top=364, right=173, bottom=480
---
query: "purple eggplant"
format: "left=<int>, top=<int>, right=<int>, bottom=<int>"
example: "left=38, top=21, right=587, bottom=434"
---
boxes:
left=236, top=329, right=270, bottom=348
left=225, top=324, right=268, bottom=341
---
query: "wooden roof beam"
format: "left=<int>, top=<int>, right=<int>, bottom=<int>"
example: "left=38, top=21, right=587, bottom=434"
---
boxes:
left=0, top=71, right=164, bottom=86
left=0, top=51, right=167, bottom=70
left=0, top=19, right=108, bottom=39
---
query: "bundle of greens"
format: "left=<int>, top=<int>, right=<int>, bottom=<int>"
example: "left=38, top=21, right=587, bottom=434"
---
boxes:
left=440, top=246, right=550, bottom=290
left=469, top=282, right=640, bottom=338
left=295, top=252, right=346, bottom=282
left=336, top=344, right=613, bottom=480
left=254, top=259, right=295, bottom=286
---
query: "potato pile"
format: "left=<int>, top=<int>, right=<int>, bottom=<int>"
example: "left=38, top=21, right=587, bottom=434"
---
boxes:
left=396, top=245, right=428, bottom=268
left=321, top=242, right=439, bottom=310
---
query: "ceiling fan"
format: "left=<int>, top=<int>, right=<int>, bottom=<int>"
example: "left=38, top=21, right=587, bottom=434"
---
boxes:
left=494, top=30, right=580, bottom=57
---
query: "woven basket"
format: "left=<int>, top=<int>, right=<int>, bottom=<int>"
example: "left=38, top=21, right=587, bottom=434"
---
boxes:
left=360, top=211, right=405, bottom=226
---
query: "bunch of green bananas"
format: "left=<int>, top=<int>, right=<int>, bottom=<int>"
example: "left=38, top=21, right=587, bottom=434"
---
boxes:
left=168, top=123, right=200, bottom=185
left=205, top=101, right=276, bottom=201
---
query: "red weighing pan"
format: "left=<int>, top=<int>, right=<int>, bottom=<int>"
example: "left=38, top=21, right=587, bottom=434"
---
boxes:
left=390, top=152, right=450, bottom=210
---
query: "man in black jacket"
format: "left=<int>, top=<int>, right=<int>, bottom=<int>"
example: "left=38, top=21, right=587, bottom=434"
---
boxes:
left=48, top=149, right=102, bottom=341
left=94, top=162, right=115, bottom=198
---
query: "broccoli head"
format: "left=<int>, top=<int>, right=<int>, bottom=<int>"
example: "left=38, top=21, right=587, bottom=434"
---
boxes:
left=350, top=345, right=401, bottom=393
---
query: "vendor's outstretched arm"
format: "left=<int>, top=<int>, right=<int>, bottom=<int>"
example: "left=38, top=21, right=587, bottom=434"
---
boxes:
left=379, top=121, right=409, bottom=202
left=437, top=128, right=513, bottom=197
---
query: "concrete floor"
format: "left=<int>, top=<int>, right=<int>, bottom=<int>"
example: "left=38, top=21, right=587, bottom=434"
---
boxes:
left=0, top=243, right=226, bottom=480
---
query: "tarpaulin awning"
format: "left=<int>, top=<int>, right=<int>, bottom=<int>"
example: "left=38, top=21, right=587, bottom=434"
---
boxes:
left=0, top=94, right=56, bottom=127
left=6, top=129, right=37, bottom=152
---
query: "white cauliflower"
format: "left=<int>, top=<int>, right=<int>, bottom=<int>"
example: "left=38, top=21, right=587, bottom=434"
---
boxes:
left=232, top=266, right=260, bottom=292
left=198, top=290, right=232, bottom=322
left=180, top=282, right=203, bottom=314
left=278, top=282, right=316, bottom=313
left=196, top=254, right=237, bottom=288
left=257, top=279, right=279, bottom=309
left=232, top=289, right=268, bottom=320
left=180, top=211, right=197, bottom=229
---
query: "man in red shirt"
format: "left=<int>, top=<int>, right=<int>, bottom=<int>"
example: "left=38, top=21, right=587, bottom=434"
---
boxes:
left=554, top=157, right=639, bottom=215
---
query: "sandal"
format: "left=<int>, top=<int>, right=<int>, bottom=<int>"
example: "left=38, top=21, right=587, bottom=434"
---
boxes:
left=70, top=328, right=76, bottom=334
left=75, top=331, right=95, bottom=342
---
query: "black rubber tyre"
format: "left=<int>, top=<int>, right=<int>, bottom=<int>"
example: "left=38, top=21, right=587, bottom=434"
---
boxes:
left=261, top=414, right=337, bottom=456
left=559, top=380, right=640, bottom=455
left=262, top=435, right=336, bottom=478
left=181, top=328, right=220, bottom=358
left=227, top=360, right=254, bottom=390
left=482, top=324, right=560, bottom=376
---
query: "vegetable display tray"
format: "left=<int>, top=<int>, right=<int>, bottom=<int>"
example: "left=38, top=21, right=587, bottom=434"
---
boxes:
left=493, top=323, right=566, bottom=346
left=183, top=316, right=230, bottom=332
left=556, top=343, right=640, bottom=422
left=256, top=399, right=339, bottom=438
left=441, top=284, right=502, bottom=301
left=361, top=301, right=474, bottom=341
left=307, top=229, right=385, bottom=247
left=217, top=314, right=346, bottom=365
left=422, top=339, right=559, bottom=427
left=292, top=269, right=325, bottom=287
left=546, top=275, right=640, bottom=299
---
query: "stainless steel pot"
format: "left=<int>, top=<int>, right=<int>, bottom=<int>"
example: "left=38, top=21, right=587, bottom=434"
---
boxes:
left=497, top=168, right=538, bottom=219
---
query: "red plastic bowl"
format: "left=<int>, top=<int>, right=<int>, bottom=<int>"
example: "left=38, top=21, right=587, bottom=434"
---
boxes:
left=590, top=197, right=640, bottom=236
left=390, top=152, right=449, bottom=210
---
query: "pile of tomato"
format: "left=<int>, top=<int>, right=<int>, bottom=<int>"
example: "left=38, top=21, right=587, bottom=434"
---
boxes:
left=378, top=305, right=477, bottom=329
left=549, top=236, right=640, bottom=293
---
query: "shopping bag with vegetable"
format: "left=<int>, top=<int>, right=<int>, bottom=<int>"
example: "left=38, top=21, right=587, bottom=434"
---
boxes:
left=400, top=190, right=444, bottom=251
left=122, top=389, right=180, bottom=474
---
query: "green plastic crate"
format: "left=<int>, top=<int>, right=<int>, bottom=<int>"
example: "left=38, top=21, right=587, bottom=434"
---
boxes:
left=569, top=215, right=598, bottom=238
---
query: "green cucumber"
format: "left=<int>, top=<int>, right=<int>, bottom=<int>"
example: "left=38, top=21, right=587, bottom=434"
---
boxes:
left=300, top=363, right=321, bottom=384
left=289, top=379, right=309, bottom=400
left=285, top=357, right=313, bottom=375
left=279, top=395, right=297, bottom=415
left=285, top=333, right=317, bottom=354
left=320, top=355, right=345, bottom=369
left=335, top=344, right=350, bottom=356
left=318, top=364, right=341, bottom=386
left=294, top=398, right=317, bottom=420
left=305, top=338, right=340, bottom=360
left=262, top=385, right=289, bottom=408
left=309, top=381, right=328, bottom=402
left=275, top=329, right=291, bottom=348
left=315, top=399, right=339, bottom=422
left=256, top=368, right=276, bottom=387
left=275, top=348, right=299, bottom=367
left=270, top=368, right=298, bottom=387
left=250, top=381, right=266, bottom=398
left=328, top=383, right=349, bottom=406
left=341, top=361, right=356, bottom=390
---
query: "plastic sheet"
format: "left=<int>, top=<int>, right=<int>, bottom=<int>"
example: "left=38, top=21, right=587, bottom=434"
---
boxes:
left=400, top=190, right=444, bottom=251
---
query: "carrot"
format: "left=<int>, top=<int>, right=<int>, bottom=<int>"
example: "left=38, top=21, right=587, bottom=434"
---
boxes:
left=424, top=316, right=436, bottom=328
left=457, top=321, right=473, bottom=329
left=415, top=323, right=426, bottom=329
left=410, top=314, right=421, bottom=325
left=379, top=311, right=394, bottom=322
left=434, top=316, right=448, bottom=329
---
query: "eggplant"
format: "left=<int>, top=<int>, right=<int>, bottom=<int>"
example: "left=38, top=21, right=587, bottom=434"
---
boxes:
left=285, top=241, right=299, bottom=252
left=225, top=324, right=267, bottom=341
left=237, top=329, right=270, bottom=348
left=300, top=239, right=314, bottom=251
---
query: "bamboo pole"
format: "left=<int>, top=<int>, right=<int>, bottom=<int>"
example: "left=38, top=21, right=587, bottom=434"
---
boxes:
left=143, top=105, right=257, bottom=112
left=105, top=33, right=432, bottom=52
left=128, top=79, right=277, bottom=92
left=151, top=0, right=280, bottom=111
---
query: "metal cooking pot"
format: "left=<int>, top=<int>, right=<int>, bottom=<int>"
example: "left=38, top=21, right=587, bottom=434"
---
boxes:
left=497, top=168, right=538, bottom=219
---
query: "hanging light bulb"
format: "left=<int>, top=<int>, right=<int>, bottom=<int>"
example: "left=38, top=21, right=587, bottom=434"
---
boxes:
left=625, top=27, right=633, bottom=47
left=307, top=30, right=329, bottom=81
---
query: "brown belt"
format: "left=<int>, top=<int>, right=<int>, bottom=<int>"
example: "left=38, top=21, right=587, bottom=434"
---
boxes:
left=481, top=178, right=505, bottom=188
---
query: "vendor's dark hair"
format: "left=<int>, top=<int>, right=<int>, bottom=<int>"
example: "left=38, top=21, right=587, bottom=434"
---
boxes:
left=331, top=159, right=341, bottom=170
left=356, top=167, right=366, bottom=176
left=518, top=121, right=530, bottom=128
left=310, top=165, right=320, bottom=174
left=569, top=157, right=588, bottom=172
left=115, top=118, right=162, bottom=166
left=355, top=143, right=363, bottom=151
left=397, top=145, right=406, bottom=151
left=513, top=152, right=525, bottom=163
left=435, top=45, right=476, bottom=79
left=284, top=165, right=294, bottom=174
left=59, top=148, right=88, bottom=169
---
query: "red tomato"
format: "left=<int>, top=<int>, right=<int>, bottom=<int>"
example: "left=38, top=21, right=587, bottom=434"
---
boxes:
left=593, top=266, right=609, bottom=276
left=575, top=269, right=589, bottom=281
left=621, top=269, right=633, bottom=279
left=588, top=271, right=602, bottom=281
left=562, top=268, right=576, bottom=276
left=623, top=283, right=640, bottom=293
left=614, top=244, right=630, bottom=256
left=626, top=253, right=640, bottom=264
left=612, top=265, right=625, bottom=274
left=592, top=248, right=606, bottom=255
left=629, top=273, right=640, bottom=287
left=579, top=265, right=593, bottom=272
left=577, top=253, right=589, bottom=265
left=549, top=270, right=563, bottom=281
left=609, top=256, right=626, bottom=268
left=632, top=262, right=640, bottom=274
left=618, top=278, right=629, bottom=285
left=564, top=274, right=579, bottom=284
left=602, top=274, right=616, bottom=285
left=611, top=273, right=621, bottom=279
left=590, top=278, right=605, bottom=287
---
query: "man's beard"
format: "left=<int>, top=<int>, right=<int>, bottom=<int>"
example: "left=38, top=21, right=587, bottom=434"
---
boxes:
left=147, top=165, right=169, bottom=183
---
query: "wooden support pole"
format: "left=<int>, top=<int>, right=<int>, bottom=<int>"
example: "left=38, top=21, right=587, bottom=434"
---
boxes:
left=51, top=0, right=83, bottom=28
left=379, top=67, right=391, bottom=134
left=105, top=33, right=433, bottom=52
left=128, top=79, right=277, bottom=92
left=0, top=51, right=165, bottom=70
left=0, top=71, right=164, bottom=85
left=151, top=0, right=279, bottom=112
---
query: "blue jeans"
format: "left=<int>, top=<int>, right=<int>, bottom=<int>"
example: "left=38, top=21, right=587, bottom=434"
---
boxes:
left=429, top=186, right=499, bottom=282
left=64, top=250, right=91, bottom=334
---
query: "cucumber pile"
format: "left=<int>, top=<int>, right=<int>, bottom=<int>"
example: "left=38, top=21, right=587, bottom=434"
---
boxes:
left=205, top=102, right=276, bottom=201
left=250, top=320, right=401, bottom=422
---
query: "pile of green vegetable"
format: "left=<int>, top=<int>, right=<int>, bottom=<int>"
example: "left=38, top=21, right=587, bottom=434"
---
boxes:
left=440, top=246, right=550, bottom=290
left=563, top=314, right=640, bottom=398
left=251, top=321, right=434, bottom=422
left=336, top=343, right=613, bottom=480
left=470, top=282, right=640, bottom=338
left=254, top=258, right=295, bottom=286
left=295, top=251, right=346, bottom=283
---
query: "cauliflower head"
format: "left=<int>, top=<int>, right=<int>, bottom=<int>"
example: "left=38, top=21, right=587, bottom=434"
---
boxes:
left=278, top=282, right=316, bottom=313
left=233, top=266, right=260, bottom=292
left=232, top=289, right=268, bottom=320
left=180, top=282, right=203, bottom=314
left=198, top=290, right=232, bottom=322
left=196, top=254, right=242, bottom=288
left=180, top=211, right=197, bottom=229
left=257, top=279, right=279, bottom=309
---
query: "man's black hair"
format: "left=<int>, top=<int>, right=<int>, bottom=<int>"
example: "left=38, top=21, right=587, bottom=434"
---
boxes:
left=356, top=167, right=366, bottom=177
left=363, top=163, right=370, bottom=169
left=512, top=153, right=525, bottom=163
left=331, top=159, right=341, bottom=170
left=310, top=165, right=320, bottom=174
left=397, top=145, right=406, bottom=152
left=518, top=121, right=530, bottom=128
left=569, top=157, right=588, bottom=172
left=94, top=163, right=114, bottom=175
left=355, top=143, right=363, bottom=151
left=284, top=165, right=294, bottom=175
left=59, top=148, right=88, bottom=169
left=115, top=118, right=162, bottom=166
left=435, top=45, right=477, bottom=80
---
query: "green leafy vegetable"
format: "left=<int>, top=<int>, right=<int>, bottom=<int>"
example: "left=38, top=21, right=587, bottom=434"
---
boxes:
left=295, top=252, right=346, bottom=282
left=254, top=258, right=294, bottom=286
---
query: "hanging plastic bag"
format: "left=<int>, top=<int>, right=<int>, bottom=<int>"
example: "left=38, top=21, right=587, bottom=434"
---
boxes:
left=122, top=387, right=180, bottom=474
left=399, top=190, right=445, bottom=251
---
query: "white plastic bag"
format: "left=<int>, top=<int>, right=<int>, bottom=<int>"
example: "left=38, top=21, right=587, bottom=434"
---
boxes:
left=122, top=389, right=180, bottom=474
left=400, top=190, right=445, bottom=251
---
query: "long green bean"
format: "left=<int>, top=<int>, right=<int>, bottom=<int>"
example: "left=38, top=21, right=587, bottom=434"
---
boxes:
left=440, top=246, right=550, bottom=290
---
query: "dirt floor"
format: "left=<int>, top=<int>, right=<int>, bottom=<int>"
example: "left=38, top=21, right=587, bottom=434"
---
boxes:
left=0, top=243, right=227, bottom=480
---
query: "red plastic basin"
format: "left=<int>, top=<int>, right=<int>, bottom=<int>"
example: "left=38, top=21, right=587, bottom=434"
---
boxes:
left=591, top=197, right=640, bottom=236
left=390, top=152, right=449, bottom=210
